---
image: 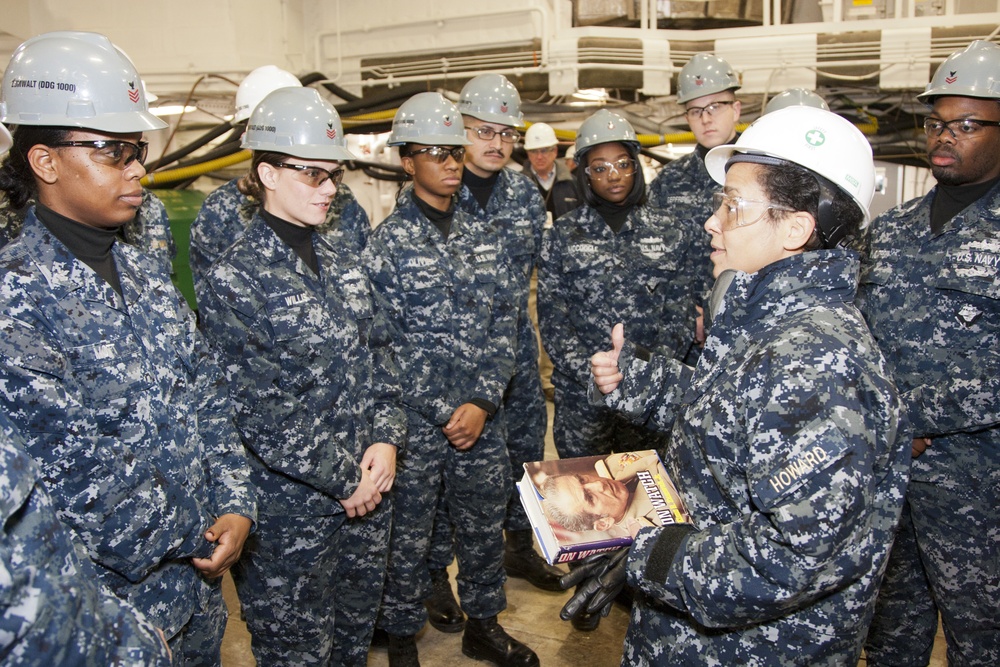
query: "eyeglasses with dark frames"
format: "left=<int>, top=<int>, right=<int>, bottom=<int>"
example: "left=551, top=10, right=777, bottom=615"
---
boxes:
left=712, top=192, right=795, bottom=231
left=584, top=159, right=638, bottom=180
left=49, top=139, right=149, bottom=169
left=685, top=100, right=736, bottom=120
left=276, top=163, right=345, bottom=188
left=923, top=117, right=1000, bottom=140
left=467, top=126, right=521, bottom=144
left=408, top=146, right=467, bottom=163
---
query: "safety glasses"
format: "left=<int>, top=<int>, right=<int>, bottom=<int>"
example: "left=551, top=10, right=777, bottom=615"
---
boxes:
left=49, top=139, right=149, bottom=169
left=277, top=163, right=345, bottom=188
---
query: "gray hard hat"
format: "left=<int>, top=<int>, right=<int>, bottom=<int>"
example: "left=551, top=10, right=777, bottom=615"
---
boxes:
left=764, top=88, right=830, bottom=114
left=918, top=40, right=1000, bottom=104
left=0, top=31, right=167, bottom=132
left=458, top=74, right=524, bottom=127
left=575, top=109, right=640, bottom=156
left=677, top=53, right=741, bottom=105
left=241, top=87, right=355, bottom=161
left=388, top=92, right=471, bottom=147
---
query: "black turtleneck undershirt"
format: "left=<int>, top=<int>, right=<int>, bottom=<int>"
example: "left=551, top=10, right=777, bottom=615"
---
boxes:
left=414, top=195, right=456, bottom=240
left=462, top=169, right=499, bottom=211
left=594, top=198, right=633, bottom=235
left=261, top=208, right=319, bottom=276
left=35, top=203, right=123, bottom=296
left=931, top=174, right=1000, bottom=235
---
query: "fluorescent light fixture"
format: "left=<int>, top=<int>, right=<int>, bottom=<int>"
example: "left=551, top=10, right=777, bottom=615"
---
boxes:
left=150, top=104, right=197, bottom=117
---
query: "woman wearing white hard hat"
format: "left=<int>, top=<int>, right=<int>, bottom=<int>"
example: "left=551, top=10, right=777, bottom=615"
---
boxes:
left=0, top=31, right=255, bottom=663
left=578, top=106, right=909, bottom=664
left=196, top=86, right=400, bottom=666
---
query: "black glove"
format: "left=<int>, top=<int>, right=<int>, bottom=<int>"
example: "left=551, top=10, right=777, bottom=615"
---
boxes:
left=559, top=548, right=629, bottom=622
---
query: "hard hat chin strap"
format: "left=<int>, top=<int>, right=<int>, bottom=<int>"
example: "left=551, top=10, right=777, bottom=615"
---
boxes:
left=725, top=152, right=847, bottom=249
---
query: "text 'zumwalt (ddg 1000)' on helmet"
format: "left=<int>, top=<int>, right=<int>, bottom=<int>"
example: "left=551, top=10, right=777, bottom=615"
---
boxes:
left=0, top=31, right=167, bottom=133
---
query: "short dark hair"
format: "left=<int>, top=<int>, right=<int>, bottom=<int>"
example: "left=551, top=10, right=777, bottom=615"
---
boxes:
left=575, top=141, right=646, bottom=209
left=756, top=160, right=865, bottom=251
left=0, top=125, right=73, bottom=210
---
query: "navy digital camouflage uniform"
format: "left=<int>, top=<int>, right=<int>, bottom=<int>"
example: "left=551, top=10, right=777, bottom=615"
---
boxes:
left=458, top=167, right=547, bottom=530
left=188, top=177, right=370, bottom=286
left=0, top=210, right=256, bottom=664
left=363, top=189, right=517, bottom=637
left=648, top=147, right=726, bottom=309
left=537, top=202, right=699, bottom=460
left=0, top=189, right=176, bottom=275
left=0, top=412, right=171, bottom=666
left=197, top=212, right=405, bottom=666
left=857, top=181, right=1000, bottom=667
left=599, top=251, right=910, bottom=665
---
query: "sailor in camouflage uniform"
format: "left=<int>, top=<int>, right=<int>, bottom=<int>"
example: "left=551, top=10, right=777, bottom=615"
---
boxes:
left=0, top=188, right=176, bottom=275
left=0, top=407, right=172, bottom=667
left=647, top=53, right=743, bottom=356
left=581, top=107, right=909, bottom=665
left=364, top=93, right=538, bottom=667
left=188, top=66, right=369, bottom=287
left=859, top=41, right=1000, bottom=667
left=537, top=110, right=699, bottom=456
left=455, top=74, right=564, bottom=594
left=196, top=87, right=403, bottom=666
left=0, top=32, right=256, bottom=665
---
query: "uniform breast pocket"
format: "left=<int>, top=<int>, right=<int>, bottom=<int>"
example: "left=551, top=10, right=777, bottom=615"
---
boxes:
left=402, top=268, right=453, bottom=331
left=931, top=256, right=1000, bottom=330
left=269, top=296, right=330, bottom=351
left=66, top=338, right=152, bottom=426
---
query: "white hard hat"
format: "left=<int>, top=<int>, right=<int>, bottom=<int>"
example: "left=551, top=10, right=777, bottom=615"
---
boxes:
left=565, top=145, right=576, bottom=160
left=524, top=123, right=558, bottom=150
left=234, top=65, right=302, bottom=122
left=706, top=106, right=875, bottom=243
left=387, top=92, right=471, bottom=147
left=242, top=87, right=355, bottom=161
left=458, top=74, right=524, bottom=127
left=0, top=31, right=167, bottom=132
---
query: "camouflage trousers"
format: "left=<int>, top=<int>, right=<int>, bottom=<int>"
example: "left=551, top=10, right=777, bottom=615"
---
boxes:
left=168, top=578, right=226, bottom=667
left=379, top=411, right=511, bottom=637
left=865, top=477, right=1000, bottom=667
left=234, top=512, right=345, bottom=665
left=425, top=364, right=547, bottom=570
left=334, top=496, right=393, bottom=667
left=551, top=371, right=671, bottom=460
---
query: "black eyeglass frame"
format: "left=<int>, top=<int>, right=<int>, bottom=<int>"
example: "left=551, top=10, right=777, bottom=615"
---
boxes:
left=467, top=126, right=521, bottom=144
left=923, top=117, right=1000, bottom=139
left=276, top=163, right=345, bottom=188
left=408, top=146, right=467, bottom=163
left=48, top=139, right=149, bottom=169
left=684, top=100, right=736, bottom=120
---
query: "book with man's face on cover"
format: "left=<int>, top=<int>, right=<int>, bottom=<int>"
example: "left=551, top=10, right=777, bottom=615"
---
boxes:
left=517, top=450, right=693, bottom=565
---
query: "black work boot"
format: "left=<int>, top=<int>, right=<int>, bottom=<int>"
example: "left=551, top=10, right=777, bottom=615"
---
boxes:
left=462, top=615, right=539, bottom=667
left=387, top=633, right=420, bottom=667
left=424, top=568, right=465, bottom=633
left=503, top=529, right=564, bottom=592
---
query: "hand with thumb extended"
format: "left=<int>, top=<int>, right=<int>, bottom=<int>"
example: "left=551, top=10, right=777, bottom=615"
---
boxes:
left=591, top=323, right=625, bottom=395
